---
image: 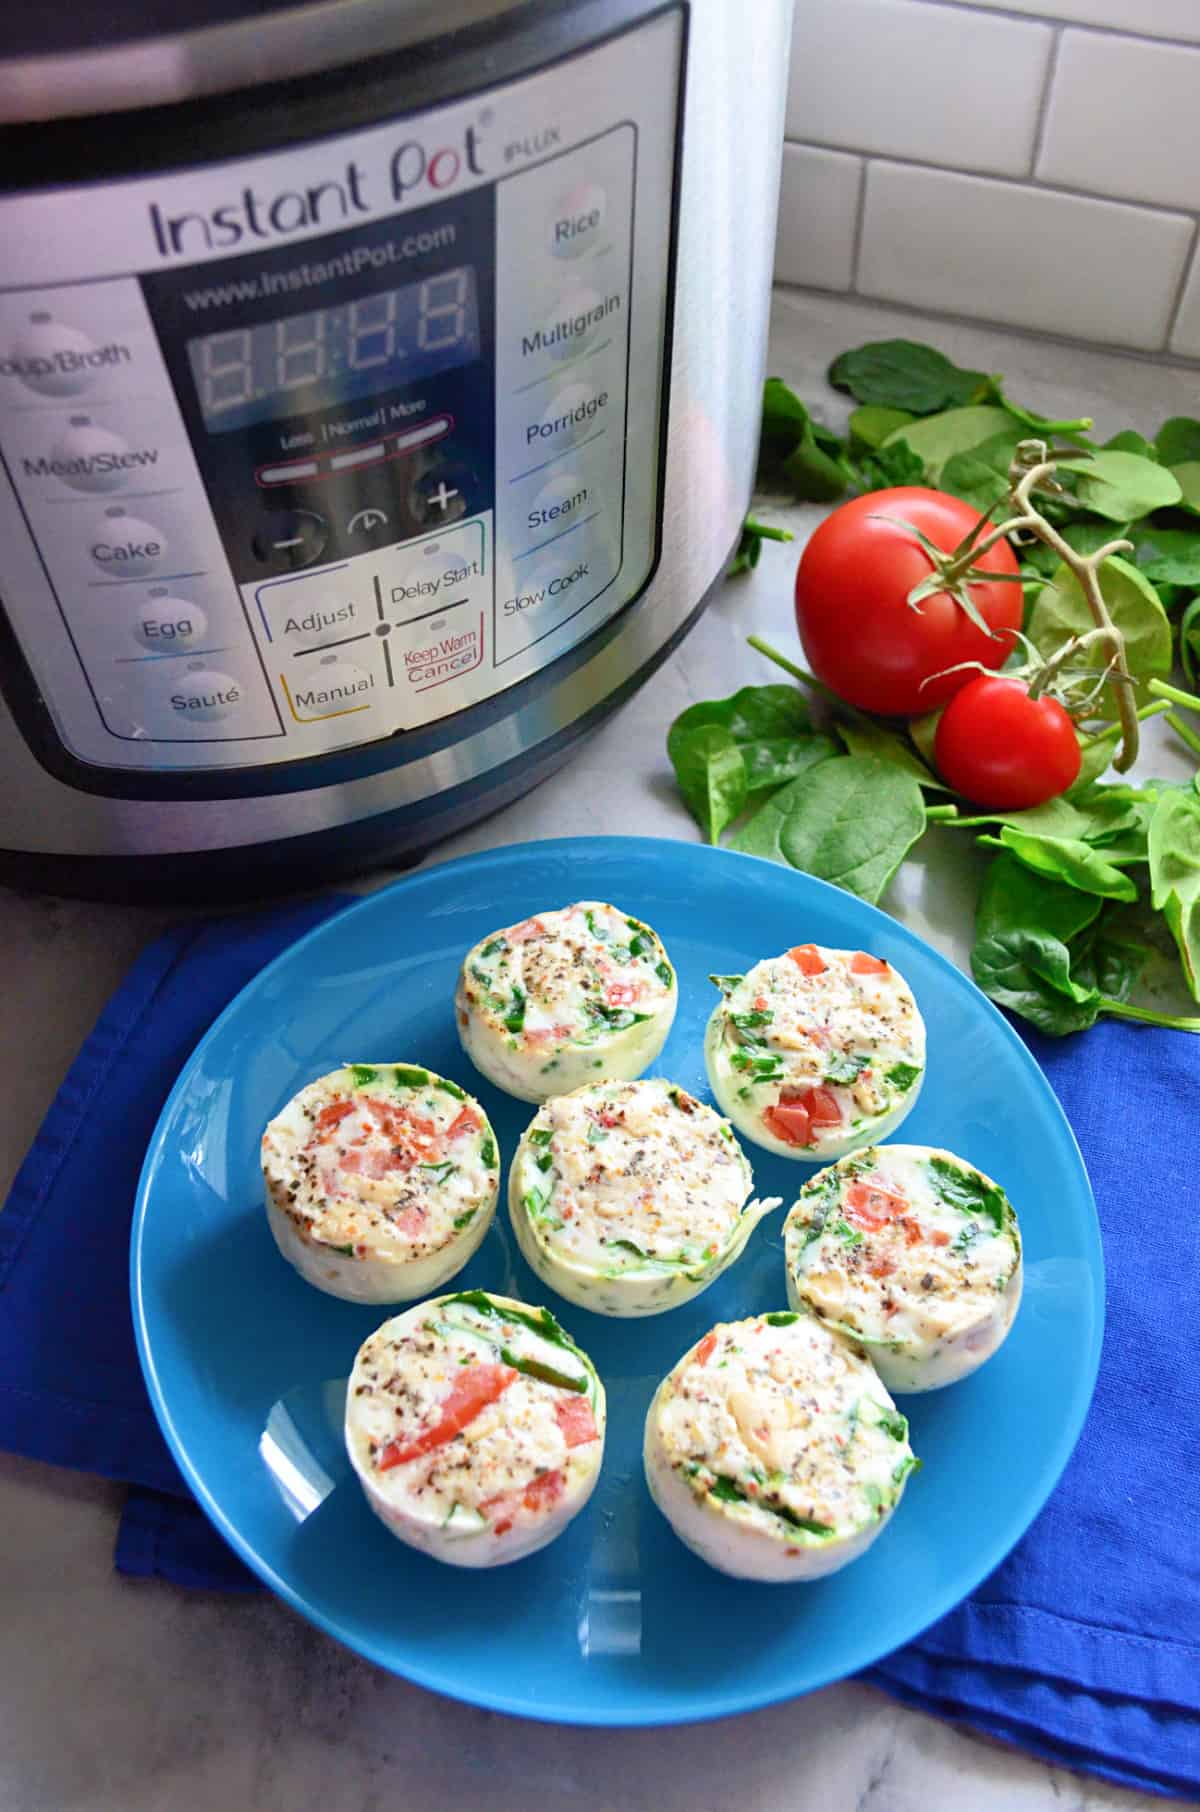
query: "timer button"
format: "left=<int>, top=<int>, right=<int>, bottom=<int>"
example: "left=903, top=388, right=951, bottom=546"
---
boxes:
left=90, top=508, right=168, bottom=578
left=52, top=417, right=132, bottom=494
left=251, top=508, right=328, bottom=573
left=7, top=313, right=98, bottom=397
left=549, top=183, right=607, bottom=260
left=134, top=593, right=208, bottom=654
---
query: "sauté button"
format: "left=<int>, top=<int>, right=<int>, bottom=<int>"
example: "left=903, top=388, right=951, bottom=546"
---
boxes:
left=90, top=508, right=168, bottom=578
left=134, top=594, right=208, bottom=653
left=162, top=666, right=242, bottom=723
left=549, top=183, right=607, bottom=260
left=250, top=508, right=328, bottom=573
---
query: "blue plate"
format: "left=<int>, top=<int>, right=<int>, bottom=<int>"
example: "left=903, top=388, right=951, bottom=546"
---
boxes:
left=132, top=836, right=1103, bottom=1725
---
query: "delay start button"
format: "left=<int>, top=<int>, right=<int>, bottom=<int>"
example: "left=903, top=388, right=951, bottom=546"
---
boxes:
left=90, top=508, right=167, bottom=578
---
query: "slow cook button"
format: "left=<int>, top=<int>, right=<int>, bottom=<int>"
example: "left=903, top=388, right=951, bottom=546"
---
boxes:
left=90, top=507, right=168, bottom=578
left=548, top=183, right=607, bottom=260
left=134, top=593, right=208, bottom=653
left=526, top=384, right=609, bottom=457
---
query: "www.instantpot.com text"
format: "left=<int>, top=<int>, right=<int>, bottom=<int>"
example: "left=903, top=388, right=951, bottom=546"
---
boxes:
left=178, top=223, right=457, bottom=312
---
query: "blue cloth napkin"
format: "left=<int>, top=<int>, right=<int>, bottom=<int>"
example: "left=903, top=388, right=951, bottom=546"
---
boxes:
left=2, top=898, right=1198, bottom=1797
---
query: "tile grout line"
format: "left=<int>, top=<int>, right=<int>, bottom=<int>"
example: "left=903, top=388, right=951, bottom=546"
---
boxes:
left=862, top=0, right=1200, bottom=58
left=848, top=156, right=870, bottom=297
left=773, top=277, right=1200, bottom=375
left=1162, top=220, right=1200, bottom=356
left=1028, top=23, right=1063, bottom=178
left=780, top=136, right=1199, bottom=231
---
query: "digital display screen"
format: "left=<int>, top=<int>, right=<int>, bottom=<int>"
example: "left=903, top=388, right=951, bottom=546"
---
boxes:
left=185, top=267, right=480, bottom=433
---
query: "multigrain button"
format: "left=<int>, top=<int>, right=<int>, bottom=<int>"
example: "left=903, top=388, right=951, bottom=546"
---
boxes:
left=134, top=593, right=208, bottom=653
left=548, top=183, right=607, bottom=260
left=90, top=508, right=168, bottom=577
left=162, top=665, right=243, bottom=723
left=535, top=287, right=618, bottom=362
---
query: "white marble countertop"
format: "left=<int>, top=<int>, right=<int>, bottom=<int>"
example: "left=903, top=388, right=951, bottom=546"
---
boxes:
left=2, top=290, right=1196, bottom=1812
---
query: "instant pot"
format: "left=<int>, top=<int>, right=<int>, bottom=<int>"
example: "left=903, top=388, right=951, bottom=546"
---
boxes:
left=0, top=0, right=792, bottom=898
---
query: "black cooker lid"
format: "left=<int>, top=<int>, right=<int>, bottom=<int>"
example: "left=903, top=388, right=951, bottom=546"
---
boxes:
left=0, top=0, right=531, bottom=121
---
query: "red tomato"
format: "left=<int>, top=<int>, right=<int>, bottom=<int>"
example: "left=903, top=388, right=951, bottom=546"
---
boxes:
left=794, top=488, right=1021, bottom=715
left=798, top=1085, right=843, bottom=1126
left=934, top=674, right=1082, bottom=809
left=694, top=1330, right=719, bottom=1366
left=523, top=1469, right=565, bottom=1512
left=763, top=1100, right=811, bottom=1147
left=844, top=1180, right=908, bottom=1231
left=554, top=1396, right=599, bottom=1448
left=787, top=943, right=827, bottom=975
left=377, top=1362, right=517, bottom=1470
left=850, top=952, right=889, bottom=975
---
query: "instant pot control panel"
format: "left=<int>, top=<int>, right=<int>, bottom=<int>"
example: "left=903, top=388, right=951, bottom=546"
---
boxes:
left=0, top=10, right=681, bottom=779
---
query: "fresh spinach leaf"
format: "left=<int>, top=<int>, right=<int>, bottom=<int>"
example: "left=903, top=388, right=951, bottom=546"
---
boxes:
left=1103, top=429, right=1157, bottom=459
left=1072, top=450, right=1182, bottom=520
left=987, top=827, right=1140, bottom=901
left=1148, top=785, right=1200, bottom=999
left=1181, top=596, right=1200, bottom=691
left=1131, top=526, right=1200, bottom=588
left=972, top=928, right=1102, bottom=1034
left=1167, top=461, right=1200, bottom=515
left=975, top=851, right=1105, bottom=946
left=848, top=404, right=916, bottom=451
left=741, top=734, right=839, bottom=795
left=348, top=1064, right=378, bottom=1087
left=927, top=1155, right=1006, bottom=1230
left=1025, top=555, right=1172, bottom=711
left=885, top=1061, right=922, bottom=1091
left=783, top=433, right=853, bottom=501
left=732, top=757, right=925, bottom=905
left=882, top=407, right=1017, bottom=482
left=760, top=375, right=818, bottom=463
left=837, top=719, right=950, bottom=791
left=671, top=724, right=747, bottom=845
left=667, top=684, right=811, bottom=768
left=1155, top=416, right=1200, bottom=467
left=828, top=340, right=989, bottom=413
left=854, top=440, right=927, bottom=493
left=939, top=430, right=1023, bottom=513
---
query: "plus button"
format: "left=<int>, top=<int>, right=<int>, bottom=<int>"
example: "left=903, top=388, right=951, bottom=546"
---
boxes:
left=426, top=480, right=460, bottom=514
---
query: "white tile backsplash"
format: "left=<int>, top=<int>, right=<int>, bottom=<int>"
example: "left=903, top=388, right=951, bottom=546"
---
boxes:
left=774, top=144, right=863, bottom=291
left=956, top=0, right=1200, bottom=46
left=776, top=0, right=1200, bottom=357
left=786, top=0, right=1051, bottom=177
left=857, top=162, right=1192, bottom=351
left=1039, top=31, right=1200, bottom=212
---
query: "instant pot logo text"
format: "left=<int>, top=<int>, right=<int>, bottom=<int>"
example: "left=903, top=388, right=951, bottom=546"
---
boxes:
left=147, top=128, right=486, bottom=259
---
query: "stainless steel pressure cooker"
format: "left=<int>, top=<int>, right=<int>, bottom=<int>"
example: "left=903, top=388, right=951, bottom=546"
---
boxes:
left=0, top=0, right=792, bottom=897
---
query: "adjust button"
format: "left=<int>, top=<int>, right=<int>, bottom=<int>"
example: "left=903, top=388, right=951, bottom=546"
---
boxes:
left=90, top=507, right=168, bottom=578
left=251, top=509, right=328, bottom=574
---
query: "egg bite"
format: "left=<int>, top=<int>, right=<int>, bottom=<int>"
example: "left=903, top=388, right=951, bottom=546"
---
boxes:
left=455, top=901, right=677, bottom=1103
left=345, top=1289, right=605, bottom=1566
left=262, top=1063, right=499, bottom=1304
left=705, top=944, right=925, bottom=1161
left=508, top=1076, right=779, bottom=1317
left=644, top=1311, right=919, bottom=1581
left=784, top=1144, right=1022, bottom=1393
